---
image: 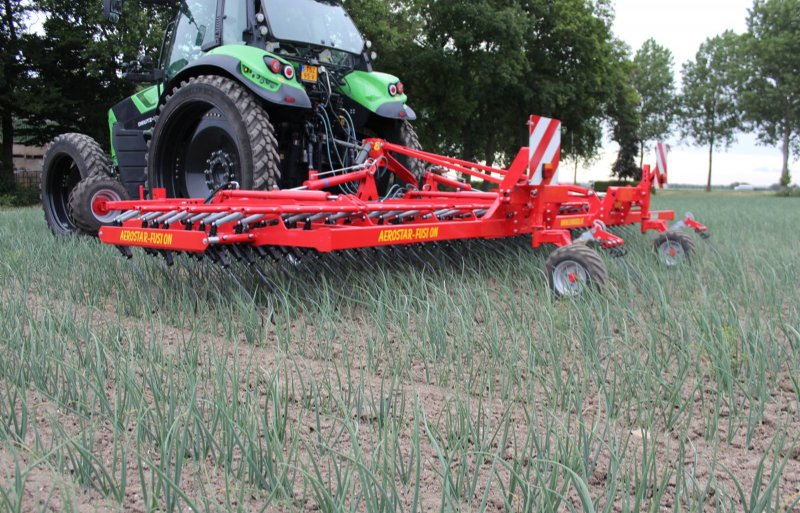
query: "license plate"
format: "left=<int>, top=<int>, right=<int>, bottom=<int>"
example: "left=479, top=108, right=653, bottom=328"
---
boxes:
left=300, top=65, right=318, bottom=83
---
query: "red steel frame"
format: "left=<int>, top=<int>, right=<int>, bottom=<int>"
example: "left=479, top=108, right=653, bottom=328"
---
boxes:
left=97, top=121, right=707, bottom=257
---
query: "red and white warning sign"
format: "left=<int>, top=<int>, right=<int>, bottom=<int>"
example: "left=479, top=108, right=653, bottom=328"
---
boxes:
left=655, top=141, right=669, bottom=188
left=528, top=115, right=562, bottom=185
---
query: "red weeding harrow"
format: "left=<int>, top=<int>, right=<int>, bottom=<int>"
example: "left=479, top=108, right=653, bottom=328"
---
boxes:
left=95, top=116, right=708, bottom=297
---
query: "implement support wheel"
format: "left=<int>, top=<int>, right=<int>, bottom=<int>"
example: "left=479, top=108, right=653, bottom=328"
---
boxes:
left=546, top=244, right=608, bottom=297
left=653, top=231, right=695, bottom=267
left=68, top=174, right=130, bottom=235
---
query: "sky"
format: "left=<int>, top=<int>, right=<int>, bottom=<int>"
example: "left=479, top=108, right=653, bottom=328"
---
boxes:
left=575, top=0, right=793, bottom=187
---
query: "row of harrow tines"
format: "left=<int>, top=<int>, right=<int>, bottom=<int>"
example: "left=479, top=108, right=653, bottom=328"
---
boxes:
left=96, top=116, right=709, bottom=297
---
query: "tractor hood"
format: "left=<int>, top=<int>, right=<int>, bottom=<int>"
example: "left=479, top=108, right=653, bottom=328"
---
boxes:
left=339, top=71, right=416, bottom=121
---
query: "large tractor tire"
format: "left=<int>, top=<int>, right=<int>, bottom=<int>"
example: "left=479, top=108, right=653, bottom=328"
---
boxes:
left=147, top=75, right=280, bottom=199
left=68, top=174, right=130, bottom=235
left=365, top=119, right=425, bottom=195
left=390, top=120, right=424, bottom=179
left=41, top=134, right=111, bottom=235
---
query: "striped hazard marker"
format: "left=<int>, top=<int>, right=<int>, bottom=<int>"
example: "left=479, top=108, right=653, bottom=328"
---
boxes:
left=528, top=115, right=562, bottom=185
left=655, top=142, right=670, bottom=188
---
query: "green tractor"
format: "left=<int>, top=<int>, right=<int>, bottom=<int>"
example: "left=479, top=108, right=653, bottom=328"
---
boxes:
left=42, top=0, right=421, bottom=235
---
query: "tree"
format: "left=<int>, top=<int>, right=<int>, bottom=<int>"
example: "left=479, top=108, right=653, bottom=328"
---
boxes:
left=349, top=0, right=626, bottom=168
left=606, top=40, right=641, bottom=180
left=18, top=0, right=169, bottom=147
left=632, top=38, right=676, bottom=169
left=0, top=0, right=29, bottom=188
left=679, top=32, right=741, bottom=192
left=740, top=0, right=800, bottom=187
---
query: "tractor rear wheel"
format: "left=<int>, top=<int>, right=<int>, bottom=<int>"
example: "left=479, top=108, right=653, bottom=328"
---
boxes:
left=365, top=119, right=424, bottom=194
left=147, top=75, right=280, bottom=199
left=653, top=231, right=695, bottom=267
left=68, top=174, right=130, bottom=235
left=41, top=134, right=111, bottom=235
left=545, top=244, right=608, bottom=297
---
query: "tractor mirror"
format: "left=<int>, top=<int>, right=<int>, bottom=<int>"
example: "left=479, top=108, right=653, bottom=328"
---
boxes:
left=195, top=26, right=207, bottom=47
left=103, top=0, right=124, bottom=23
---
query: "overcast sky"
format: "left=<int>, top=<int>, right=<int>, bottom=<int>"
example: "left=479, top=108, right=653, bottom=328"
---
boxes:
left=575, top=0, right=792, bottom=187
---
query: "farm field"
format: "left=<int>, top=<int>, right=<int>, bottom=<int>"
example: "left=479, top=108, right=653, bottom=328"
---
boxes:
left=0, top=192, right=798, bottom=513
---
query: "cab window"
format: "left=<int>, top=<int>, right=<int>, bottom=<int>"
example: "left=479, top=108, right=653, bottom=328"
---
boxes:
left=166, top=0, right=218, bottom=79
left=223, top=0, right=248, bottom=45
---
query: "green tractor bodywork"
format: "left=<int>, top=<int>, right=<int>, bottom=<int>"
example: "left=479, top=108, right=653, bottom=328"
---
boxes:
left=105, top=0, right=416, bottom=198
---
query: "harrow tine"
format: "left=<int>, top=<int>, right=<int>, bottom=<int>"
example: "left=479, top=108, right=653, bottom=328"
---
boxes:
left=421, top=243, right=451, bottom=268
left=307, top=251, right=339, bottom=276
left=444, top=241, right=467, bottom=268
left=261, top=247, right=316, bottom=299
left=700, top=236, right=723, bottom=258
left=431, top=242, right=461, bottom=268
left=405, top=245, right=435, bottom=272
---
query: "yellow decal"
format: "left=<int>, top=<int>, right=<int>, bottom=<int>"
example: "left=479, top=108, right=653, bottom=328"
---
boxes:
left=119, top=230, right=174, bottom=247
left=378, top=226, right=440, bottom=243
left=559, top=217, right=586, bottom=228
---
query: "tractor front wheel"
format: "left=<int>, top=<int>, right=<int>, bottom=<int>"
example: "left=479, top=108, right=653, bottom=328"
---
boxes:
left=545, top=244, right=608, bottom=297
left=147, top=75, right=280, bottom=199
left=654, top=231, right=695, bottom=267
left=41, top=134, right=111, bottom=235
left=68, top=174, right=130, bottom=235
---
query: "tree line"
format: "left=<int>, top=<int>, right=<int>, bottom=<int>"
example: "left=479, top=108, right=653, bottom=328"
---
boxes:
left=1, top=0, right=798, bottom=191
left=635, top=0, right=799, bottom=191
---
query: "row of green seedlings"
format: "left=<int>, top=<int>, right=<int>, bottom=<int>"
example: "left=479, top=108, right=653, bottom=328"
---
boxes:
left=4, top=266, right=800, bottom=510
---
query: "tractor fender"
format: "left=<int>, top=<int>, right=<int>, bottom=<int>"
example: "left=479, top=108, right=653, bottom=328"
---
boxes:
left=339, top=71, right=417, bottom=121
left=166, top=54, right=312, bottom=110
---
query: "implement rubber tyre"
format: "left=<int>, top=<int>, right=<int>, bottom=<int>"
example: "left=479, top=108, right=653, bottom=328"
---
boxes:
left=147, top=75, right=280, bottom=198
left=41, top=134, right=110, bottom=235
left=68, top=174, right=130, bottom=236
left=545, top=244, right=608, bottom=298
left=654, top=231, right=695, bottom=267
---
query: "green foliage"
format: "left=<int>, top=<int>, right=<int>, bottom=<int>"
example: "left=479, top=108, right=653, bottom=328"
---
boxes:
left=775, top=185, right=800, bottom=197
left=679, top=31, right=742, bottom=191
left=0, top=0, right=32, bottom=183
left=0, top=186, right=39, bottom=207
left=632, top=39, right=676, bottom=165
left=349, top=0, right=626, bottom=168
left=740, top=0, right=800, bottom=187
left=591, top=179, right=634, bottom=193
left=17, top=0, right=170, bottom=148
left=606, top=41, right=641, bottom=180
